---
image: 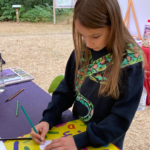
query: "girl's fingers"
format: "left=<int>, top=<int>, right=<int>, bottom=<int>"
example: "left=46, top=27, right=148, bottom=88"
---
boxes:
left=40, top=129, right=48, bottom=142
left=30, top=130, right=36, bottom=138
left=39, top=129, right=42, bottom=133
left=31, top=131, right=41, bottom=138
left=32, top=137, right=43, bottom=145
left=44, top=139, right=61, bottom=150
left=50, top=142, right=62, bottom=149
left=52, top=138, right=60, bottom=143
left=30, top=132, right=43, bottom=144
left=44, top=144, right=54, bottom=150
left=40, top=136, right=45, bottom=142
left=30, top=128, right=38, bottom=137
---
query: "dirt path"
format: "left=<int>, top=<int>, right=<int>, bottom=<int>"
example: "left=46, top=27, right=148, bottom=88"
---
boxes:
left=1, top=22, right=73, bottom=92
left=0, top=22, right=150, bottom=150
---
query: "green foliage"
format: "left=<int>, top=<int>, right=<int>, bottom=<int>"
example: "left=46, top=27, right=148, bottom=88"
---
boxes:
left=0, top=0, right=5, bottom=5
left=0, top=0, right=53, bottom=11
left=20, top=4, right=53, bottom=22
left=0, top=3, right=16, bottom=21
left=0, top=0, right=73, bottom=22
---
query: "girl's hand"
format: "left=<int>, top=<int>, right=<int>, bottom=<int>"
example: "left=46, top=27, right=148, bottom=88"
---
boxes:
left=30, top=121, right=49, bottom=144
left=44, top=137, right=77, bottom=150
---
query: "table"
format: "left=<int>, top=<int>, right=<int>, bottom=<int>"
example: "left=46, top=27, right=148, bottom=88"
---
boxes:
left=142, top=47, right=150, bottom=105
left=0, top=81, right=76, bottom=138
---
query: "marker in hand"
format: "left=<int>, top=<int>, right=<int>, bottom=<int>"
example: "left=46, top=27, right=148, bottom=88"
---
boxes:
left=20, top=105, right=43, bottom=143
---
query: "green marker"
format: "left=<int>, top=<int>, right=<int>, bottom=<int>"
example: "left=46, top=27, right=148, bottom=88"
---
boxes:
left=20, top=105, right=43, bottom=143
left=16, top=101, right=19, bottom=116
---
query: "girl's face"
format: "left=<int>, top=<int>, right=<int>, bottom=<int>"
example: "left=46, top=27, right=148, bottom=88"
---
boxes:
left=75, top=19, right=111, bottom=51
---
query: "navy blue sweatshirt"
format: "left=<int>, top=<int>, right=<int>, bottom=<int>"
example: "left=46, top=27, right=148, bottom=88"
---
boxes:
left=41, top=45, right=144, bottom=149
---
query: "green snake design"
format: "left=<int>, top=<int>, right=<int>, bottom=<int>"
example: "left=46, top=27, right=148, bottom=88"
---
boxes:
left=76, top=92, right=94, bottom=122
left=75, top=43, right=143, bottom=122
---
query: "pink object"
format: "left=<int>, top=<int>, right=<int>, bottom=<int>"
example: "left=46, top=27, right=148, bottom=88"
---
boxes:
left=142, top=47, right=150, bottom=105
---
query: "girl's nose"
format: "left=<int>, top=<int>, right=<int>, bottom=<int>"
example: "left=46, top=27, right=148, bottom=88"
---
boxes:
left=84, top=37, right=93, bottom=49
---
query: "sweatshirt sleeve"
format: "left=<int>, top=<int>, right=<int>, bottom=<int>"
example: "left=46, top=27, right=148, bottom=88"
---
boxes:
left=73, top=62, right=145, bottom=149
left=41, top=50, right=76, bottom=129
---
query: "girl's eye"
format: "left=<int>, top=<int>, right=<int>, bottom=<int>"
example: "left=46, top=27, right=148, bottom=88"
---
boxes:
left=93, top=36, right=100, bottom=39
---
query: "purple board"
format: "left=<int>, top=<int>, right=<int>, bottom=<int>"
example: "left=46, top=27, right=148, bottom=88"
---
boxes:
left=0, top=81, right=76, bottom=138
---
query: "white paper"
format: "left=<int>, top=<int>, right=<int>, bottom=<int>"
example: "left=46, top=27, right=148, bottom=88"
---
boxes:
left=0, top=141, right=7, bottom=150
left=39, top=140, right=55, bottom=150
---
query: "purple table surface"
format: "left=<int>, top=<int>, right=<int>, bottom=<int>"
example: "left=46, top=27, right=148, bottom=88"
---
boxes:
left=0, top=81, right=76, bottom=138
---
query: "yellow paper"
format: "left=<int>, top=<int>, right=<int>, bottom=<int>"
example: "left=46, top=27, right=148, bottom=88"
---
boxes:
left=4, top=119, right=120, bottom=150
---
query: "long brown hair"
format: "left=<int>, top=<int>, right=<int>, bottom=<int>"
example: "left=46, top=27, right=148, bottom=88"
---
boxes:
left=73, top=0, right=146, bottom=99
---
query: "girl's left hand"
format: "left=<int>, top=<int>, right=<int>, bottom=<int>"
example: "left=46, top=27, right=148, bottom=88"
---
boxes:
left=44, top=137, right=77, bottom=150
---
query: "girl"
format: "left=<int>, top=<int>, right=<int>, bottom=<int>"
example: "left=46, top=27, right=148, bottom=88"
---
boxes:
left=30, top=0, right=145, bottom=150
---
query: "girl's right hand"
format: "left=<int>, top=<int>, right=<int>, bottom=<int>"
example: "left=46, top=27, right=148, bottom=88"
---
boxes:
left=30, top=121, right=50, bottom=144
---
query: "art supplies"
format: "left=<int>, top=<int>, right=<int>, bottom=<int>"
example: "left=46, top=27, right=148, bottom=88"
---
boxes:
left=16, top=101, right=19, bottom=116
left=142, top=20, right=150, bottom=48
left=133, top=36, right=142, bottom=47
left=5, top=89, right=25, bottom=102
left=20, top=105, right=43, bottom=143
left=2, top=66, right=34, bottom=86
left=4, top=119, right=120, bottom=150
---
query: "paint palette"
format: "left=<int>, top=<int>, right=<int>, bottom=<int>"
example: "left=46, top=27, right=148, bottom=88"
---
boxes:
left=3, top=119, right=120, bottom=150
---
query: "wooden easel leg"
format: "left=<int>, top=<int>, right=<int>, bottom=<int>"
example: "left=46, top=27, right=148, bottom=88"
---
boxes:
left=130, top=0, right=141, bottom=38
left=124, top=0, right=131, bottom=23
left=126, top=3, right=130, bottom=29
